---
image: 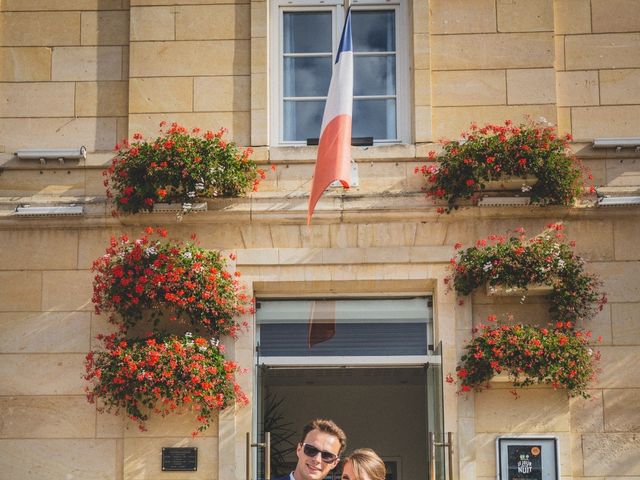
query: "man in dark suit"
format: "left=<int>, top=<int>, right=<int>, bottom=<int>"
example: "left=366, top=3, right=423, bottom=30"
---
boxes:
left=273, top=418, right=347, bottom=480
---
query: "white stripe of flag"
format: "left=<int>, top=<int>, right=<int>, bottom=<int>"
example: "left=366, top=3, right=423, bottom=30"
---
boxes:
left=307, top=8, right=353, bottom=225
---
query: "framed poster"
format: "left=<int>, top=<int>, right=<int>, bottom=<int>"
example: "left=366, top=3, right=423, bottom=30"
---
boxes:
left=496, top=437, right=559, bottom=480
left=382, top=457, right=401, bottom=480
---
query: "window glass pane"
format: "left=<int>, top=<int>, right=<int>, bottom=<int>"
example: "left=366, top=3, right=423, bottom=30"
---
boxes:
left=284, top=56, right=332, bottom=97
left=354, top=55, right=396, bottom=96
left=283, top=100, right=325, bottom=142
left=352, top=10, right=395, bottom=52
left=283, top=12, right=332, bottom=53
left=257, top=298, right=432, bottom=357
left=260, top=322, right=427, bottom=356
left=353, top=98, right=397, bottom=140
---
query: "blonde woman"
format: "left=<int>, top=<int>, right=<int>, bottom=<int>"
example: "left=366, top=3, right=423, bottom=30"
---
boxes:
left=341, top=448, right=386, bottom=480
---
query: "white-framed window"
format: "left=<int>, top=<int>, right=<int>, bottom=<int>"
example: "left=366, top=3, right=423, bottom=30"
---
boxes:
left=269, top=0, right=410, bottom=146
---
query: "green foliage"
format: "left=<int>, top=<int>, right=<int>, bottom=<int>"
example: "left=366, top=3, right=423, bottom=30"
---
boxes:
left=84, top=333, right=247, bottom=433
left=452, top=323, right=599, bottom=398
left=105, top=122, right=265, bottom=214
left=450, top=224, right=606, bottom=324
left=91, top=228, right=253, bottom=338
left=449, top=224, right=607, bottom=397
left=417, top=120, right=588, bottom=212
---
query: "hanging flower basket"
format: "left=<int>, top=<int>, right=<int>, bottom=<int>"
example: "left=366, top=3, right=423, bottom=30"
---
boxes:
left=447, top=224, right=607, bottom=398
left=91, top=227, right=254, bottom=338
left=449, top=223, right=607, bottom=324
left=105, top=122, right=267, bottom=214
left=449, top=323, right=599, bottom=398
left=84, top=333, right=248, bottom=434
left=415, top=120, right=591, bottom=213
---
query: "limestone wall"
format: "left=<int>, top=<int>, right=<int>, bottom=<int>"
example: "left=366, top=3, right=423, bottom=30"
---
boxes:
left=555, top=0, right=640, bottom=140
left=454, top=216, right=640, bottom=480
left=0, top=0, right=639, bottom=479
left=0, top=0, right=129, bottom=156
left=1, top=213, right=638, bottom=479
left=430, top=0, right=557, bottom=139
left=128, top=0, right=251, bottom=144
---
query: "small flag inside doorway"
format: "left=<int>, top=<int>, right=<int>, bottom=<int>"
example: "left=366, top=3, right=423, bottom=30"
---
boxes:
left=308, top=300, right=337, bottom=348
left=307, top=9, right=353, bottom=225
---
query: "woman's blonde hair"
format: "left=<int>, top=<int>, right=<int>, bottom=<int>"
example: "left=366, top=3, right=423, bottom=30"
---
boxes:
left=343, top=448, right=386, bottom=480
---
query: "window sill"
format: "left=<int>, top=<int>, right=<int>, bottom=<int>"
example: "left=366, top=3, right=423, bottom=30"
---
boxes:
left=268, top=143, right=417, bottom=162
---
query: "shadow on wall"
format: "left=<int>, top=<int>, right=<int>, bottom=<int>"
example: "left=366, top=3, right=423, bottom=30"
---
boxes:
left=0, top=0, right=129, bottom=153
left=573, top=144, right=640, bottom=191
left=94, top=0, right=129, bottom=152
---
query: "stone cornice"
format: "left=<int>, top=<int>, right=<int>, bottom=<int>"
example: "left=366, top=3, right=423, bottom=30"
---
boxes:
left=0, top=192, right=637, bottom=230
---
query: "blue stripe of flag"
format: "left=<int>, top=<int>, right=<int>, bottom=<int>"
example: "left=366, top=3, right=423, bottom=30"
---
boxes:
left=335, top=8, right=353, bottom=63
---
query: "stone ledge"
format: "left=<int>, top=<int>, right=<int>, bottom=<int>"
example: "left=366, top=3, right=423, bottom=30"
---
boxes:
left=0, top=193, right=637, bottom=229
left=236, top=245, right=452, bottom=266
left=0, top=142, right=626, bottom=168
left=269, top=144, right=419, bottom=163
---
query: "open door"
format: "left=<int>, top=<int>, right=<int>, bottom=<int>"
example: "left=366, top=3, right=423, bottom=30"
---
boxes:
left=256, top=365, right=300, bottom=480
left=253, top=297, right=436, bottom=480
left=258, top=365, right=429, bottom=480
left=254, top=364, right=267, bottom=480
left=427, top=341, right=447, bottom=480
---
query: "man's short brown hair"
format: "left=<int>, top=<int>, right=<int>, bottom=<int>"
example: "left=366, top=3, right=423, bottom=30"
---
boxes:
left=301, top=419, right=347, bottom=455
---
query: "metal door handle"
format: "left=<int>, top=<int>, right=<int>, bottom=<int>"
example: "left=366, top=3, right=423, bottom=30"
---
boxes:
left=428, top=431, right=454, bottom=480
left=428, top=432, right=435, bottom=480
left=246, top=431, right=271, bottom=480
left=265, top=431, right=271, bottom=479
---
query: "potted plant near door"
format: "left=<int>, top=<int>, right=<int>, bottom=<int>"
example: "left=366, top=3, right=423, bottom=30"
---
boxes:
left=447, top=223, right=607, bottom=397
left=84, top=332, right=247, bottom=433
left=85, top=227, right=254, bottom=435
left=91, top=227, right=253, bottom=337
left=449, top=223, right=606, bottom=324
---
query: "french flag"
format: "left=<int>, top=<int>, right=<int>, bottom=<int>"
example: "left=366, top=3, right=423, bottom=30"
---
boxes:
left=307, top=9, right=353, bottom=224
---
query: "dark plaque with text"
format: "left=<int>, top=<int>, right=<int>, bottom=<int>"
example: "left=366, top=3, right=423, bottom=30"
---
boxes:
left=507, top=445, right=542, bottom=480
left=162, top=447, right=198, bottom=471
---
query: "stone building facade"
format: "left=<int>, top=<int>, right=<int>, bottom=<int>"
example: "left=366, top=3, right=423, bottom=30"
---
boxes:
left=1, top=0, right=639, bottom=479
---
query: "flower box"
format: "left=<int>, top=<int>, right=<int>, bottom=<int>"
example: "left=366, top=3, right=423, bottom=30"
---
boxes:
left=91, top=228, right=253, bottom=338
left=489, top=373, right=511, bottom=383
left=105, top=123, right=264, bottom=214
left=482, top=176, right=538, bottom=192
left=478, top=176, right=538, bottom=206
left=451, top=323, right=600, bottom=398
left=150, top=202, right=207, bottom=213
left=450, top=225, right=606, bottom=325
left=416, top=120, right=585, bottom=213
left=84, top=333, right=247, bottom=434
left=486, top=283, right=553, bottom=297
left=477, top=196, right=532, bottom=207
